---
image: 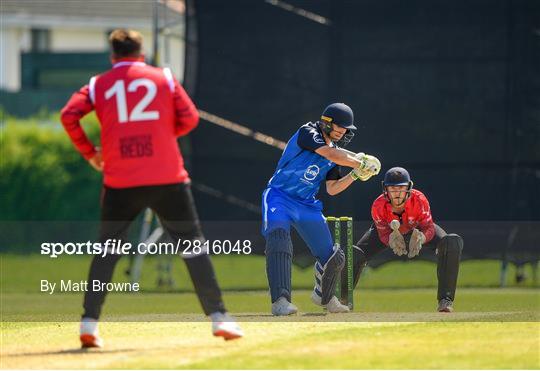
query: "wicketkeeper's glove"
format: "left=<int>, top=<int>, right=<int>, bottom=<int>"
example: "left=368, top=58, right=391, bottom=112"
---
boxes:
left=408, top=228, right=426, bottom=258
left=388, top=220, right=407, bottom=256
left=349, top=153, right=381, bottom=181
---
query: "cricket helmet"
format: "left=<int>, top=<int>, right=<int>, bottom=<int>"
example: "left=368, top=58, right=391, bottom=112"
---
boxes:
left=318, top=103, right=356, bottom=147
left=382, top=167, right=414, bottom=204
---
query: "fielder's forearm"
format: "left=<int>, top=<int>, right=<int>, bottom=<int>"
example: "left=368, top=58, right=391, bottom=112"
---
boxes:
left=419, top=222, right=435, bottom=244
left=172, top=77, right=199, bottom=137
left=60, top=86, right=96, bottom=160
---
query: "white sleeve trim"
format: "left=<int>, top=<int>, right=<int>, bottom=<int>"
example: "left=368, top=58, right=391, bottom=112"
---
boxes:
left=89, top=76, right=97, bottom=104
left=162, top=68, right=175, bottom=93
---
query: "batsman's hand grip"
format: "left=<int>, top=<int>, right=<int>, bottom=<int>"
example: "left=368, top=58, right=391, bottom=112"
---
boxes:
left=390, top=219, right=400, bottom=231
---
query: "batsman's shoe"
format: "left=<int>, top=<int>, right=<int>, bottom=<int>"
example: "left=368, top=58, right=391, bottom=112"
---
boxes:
left=210, top=312, right=243, bottom=341
left=271, top=296, right=298, bottom=316
left=310, top=289, right=323, bottom=306
left=438, top=298, right=454, bottom=313
left=325, top=296, right=350, bottom=313
left=80, top=317, right=103, bottom=348
left=311, top=291, right=350, bottom=313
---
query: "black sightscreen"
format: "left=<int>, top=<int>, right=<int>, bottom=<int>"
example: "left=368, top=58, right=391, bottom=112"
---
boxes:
left=189, top=0, right=540, bottom=221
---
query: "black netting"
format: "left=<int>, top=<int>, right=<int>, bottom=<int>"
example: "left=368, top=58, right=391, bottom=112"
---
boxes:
left=189, top=0, right=540, bottom=224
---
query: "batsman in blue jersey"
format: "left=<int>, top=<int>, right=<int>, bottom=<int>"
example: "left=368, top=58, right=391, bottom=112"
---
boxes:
left=262, top=103, right=381, bottom=315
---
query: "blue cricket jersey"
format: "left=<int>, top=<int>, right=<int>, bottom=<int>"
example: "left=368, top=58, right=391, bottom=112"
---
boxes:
left=267, top=122, right=341, bottom=205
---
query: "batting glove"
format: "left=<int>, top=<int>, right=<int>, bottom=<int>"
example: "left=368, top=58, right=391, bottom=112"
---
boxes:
left=408, top=228, right=426, bottom=258
left=350, top=153, right=381, bottom=181
left=388, top=220, right=407, bottom=256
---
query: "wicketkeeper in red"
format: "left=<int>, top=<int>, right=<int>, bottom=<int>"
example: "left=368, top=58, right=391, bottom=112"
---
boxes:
left=61, top=29, right=242, bottom=348
left=342, top=167, right=463, bottom=312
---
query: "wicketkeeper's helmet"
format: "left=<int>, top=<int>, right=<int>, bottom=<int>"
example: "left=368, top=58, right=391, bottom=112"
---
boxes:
left=382, top=167, right=414, bottom=204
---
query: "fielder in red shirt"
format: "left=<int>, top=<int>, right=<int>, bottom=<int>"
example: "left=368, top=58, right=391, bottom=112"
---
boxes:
left=342, top=167, right=463, bottom=312
left=61, top=29, right=242, bottom=348
left=61, top=41, right=196, bottom=188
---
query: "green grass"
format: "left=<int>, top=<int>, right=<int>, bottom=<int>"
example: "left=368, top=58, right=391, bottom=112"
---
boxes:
left=185, top=322, right=540, bottom=369
left=1, top=254, right=538, bottom=294
left=2, top=288, right=538, bottom=321
left=2, top=254, right=538, bottom=369
left=1, top=253, right=538, bottom=321
left=1, top=321, right=539, bottom=369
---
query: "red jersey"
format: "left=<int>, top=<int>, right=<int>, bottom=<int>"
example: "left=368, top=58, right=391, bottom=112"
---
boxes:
left=371, top=189, right=435, bottom=246
left=60, top=58, right=199, bottom=188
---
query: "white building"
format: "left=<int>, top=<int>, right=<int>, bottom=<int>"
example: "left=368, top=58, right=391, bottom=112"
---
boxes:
left=0, top=0, right=185, bottom=92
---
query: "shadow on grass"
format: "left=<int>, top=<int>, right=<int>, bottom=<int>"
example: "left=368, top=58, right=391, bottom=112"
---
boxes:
left=5, top=347, right=139, bottom=357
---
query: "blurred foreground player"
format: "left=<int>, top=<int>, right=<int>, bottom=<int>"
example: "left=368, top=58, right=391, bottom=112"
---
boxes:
left=60, top=29, right=242, bottom=347
left=262, top=103, right=381, bottom=315
left=343, top=167, right=463, bottom=312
